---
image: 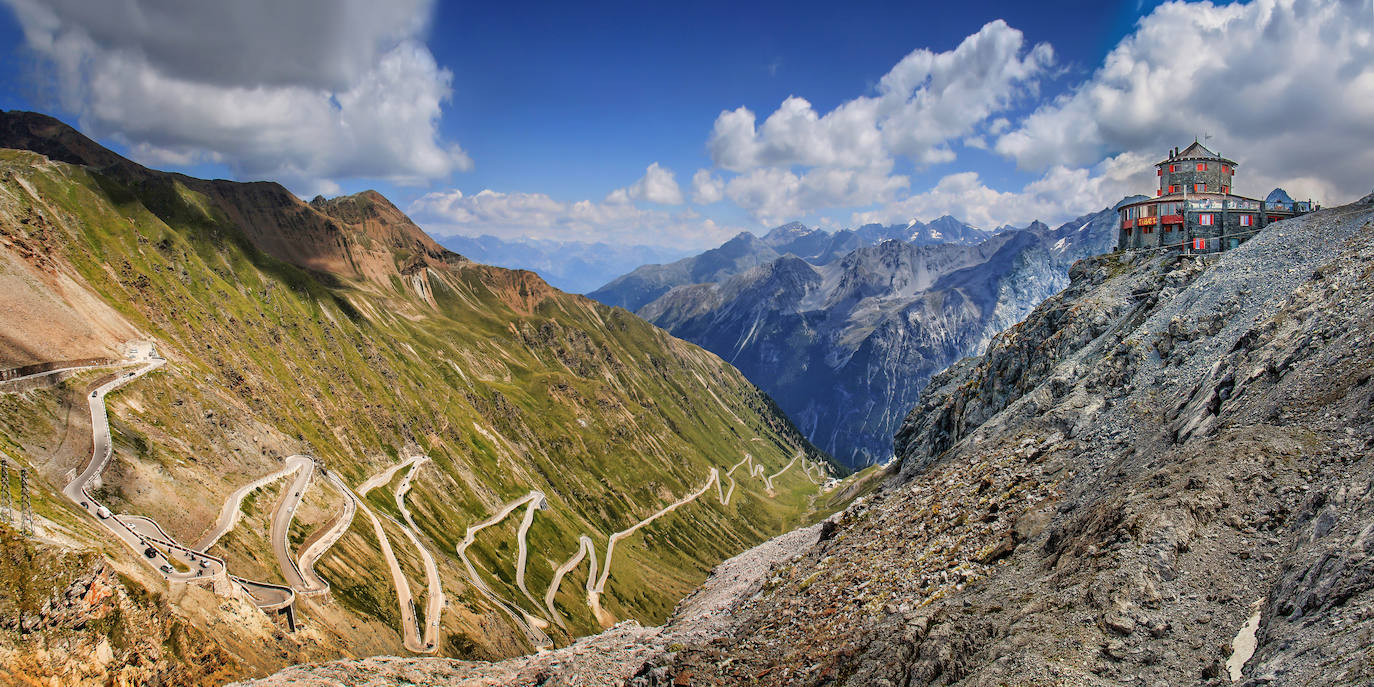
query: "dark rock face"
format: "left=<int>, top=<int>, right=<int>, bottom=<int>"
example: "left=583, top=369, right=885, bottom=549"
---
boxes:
left=629, top=200, right=1374, bottom=686
left=620, top=209, right=1121, bottom=467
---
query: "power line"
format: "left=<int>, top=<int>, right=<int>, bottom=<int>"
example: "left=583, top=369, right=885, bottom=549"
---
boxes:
left=19, top=468, right=33, bottom=537
left=0, top=456, right=10, bottom=526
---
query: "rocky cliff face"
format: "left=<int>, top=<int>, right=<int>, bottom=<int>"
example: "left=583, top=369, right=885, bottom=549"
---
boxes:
left=0, top=523, right=239, bottom=686
left=623, top=196, right=1374, bottom=685
left=627, top=207, right=1123, bottom=467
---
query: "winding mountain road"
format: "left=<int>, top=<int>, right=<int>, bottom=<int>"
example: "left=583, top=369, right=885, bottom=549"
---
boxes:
left=513, top=496, right=545, bottom=611
left=455, top=490, right=554, bottom=650
left=543, top=535, right=597, bottom=629
left=270, top=458, right=316, bottom=592
left=355, top=456, right=443, bottom=653
left=539, top=449, right=825, bottom=629
left=392, top=457, right=445, bottom=652
left=587, top=467, right=720, bottom=626
left=39, top=342, right=835, bottom=653
left=295, top=469, right=356, bottom=595
left=195, top=455, right=312, bottom=551
left=47, top=350, right=334, bottom=620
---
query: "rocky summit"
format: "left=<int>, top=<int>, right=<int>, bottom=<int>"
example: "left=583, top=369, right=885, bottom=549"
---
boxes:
left=261, top=195, right=1374, bottom=685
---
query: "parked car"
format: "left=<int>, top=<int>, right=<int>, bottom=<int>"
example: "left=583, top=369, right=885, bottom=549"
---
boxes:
left=144, top=547, right=157, bottom=559
left=159, top=564, right=173, bottom=574
left=96, top=505, right=112, bottom=519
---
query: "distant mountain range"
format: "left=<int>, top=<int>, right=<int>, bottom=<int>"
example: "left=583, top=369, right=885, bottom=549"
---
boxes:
left=590, top=209, right=1128, bottom=466
left=437, top=234, right=692, bottom=294
left=587, top=216, right=992, bottom=312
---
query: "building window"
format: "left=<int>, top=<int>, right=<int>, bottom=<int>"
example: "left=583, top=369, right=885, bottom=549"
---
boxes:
left=1197, top=162, right=1208, bottom=171
left=1195, top=183, right=1206, bottom=193
left=1193, top=237, right=1207, bottom=250
left=1169, top=164, right=1177, bottom=173
left=1157, top=168, right=1163, bottom=176
left=1199, top=214, right=1214, bottom=226
left=1222, top=165, right=1231, bottom=174
left=1221, top=185, right=1229, bottom=194
left=1240, top=214, right=1252, bottom=227
left=1144, top=226, right=1153, bottom=234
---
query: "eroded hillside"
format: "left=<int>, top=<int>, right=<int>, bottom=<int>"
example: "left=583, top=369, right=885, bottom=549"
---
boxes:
left=0, top=113, right=840, bottom=682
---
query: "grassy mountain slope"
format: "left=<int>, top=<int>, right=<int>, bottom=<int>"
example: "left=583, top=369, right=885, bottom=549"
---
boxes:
left=0, top=113, right=837, bottom=678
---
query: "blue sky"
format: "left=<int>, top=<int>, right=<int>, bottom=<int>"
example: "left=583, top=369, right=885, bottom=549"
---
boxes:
left=1, top=0, right=1370, bottom=249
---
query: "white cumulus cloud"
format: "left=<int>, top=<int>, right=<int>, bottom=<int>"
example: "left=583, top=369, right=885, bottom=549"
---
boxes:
left=408, top=188, right=739, bottom=250
left=606, top=162, right=685, bottom=205
left=708, top=20, right=1053, bottom=173
left=853, top=152, right=1152, bottom=230
left=691, top=169, right=725, bottom=205
left=995, top=0, right=1374, bottom=204
left=4, top=0, right=470, bottom=195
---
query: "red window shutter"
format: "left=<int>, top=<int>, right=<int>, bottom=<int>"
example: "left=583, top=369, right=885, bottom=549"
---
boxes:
left=1197, top=162, right=1207, bottom=171
left=1157, top=168, right=1163, bottom=176
left=1157, top=189, right=1164, bottom=196
left=1194, top=237, right=1206, bottom=250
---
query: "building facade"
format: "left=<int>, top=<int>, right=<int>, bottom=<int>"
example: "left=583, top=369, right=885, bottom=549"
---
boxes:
left=1117, top=141, right=1313, bottom=253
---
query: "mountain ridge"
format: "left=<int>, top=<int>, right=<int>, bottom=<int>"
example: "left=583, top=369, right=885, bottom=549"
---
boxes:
left=616, top=204, right=1123, bottom=465
left=0, top=112, right=844, bottom=681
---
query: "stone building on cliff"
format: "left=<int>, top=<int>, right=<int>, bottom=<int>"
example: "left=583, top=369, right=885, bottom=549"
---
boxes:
left=1117, top=141, right=1315, bottom=252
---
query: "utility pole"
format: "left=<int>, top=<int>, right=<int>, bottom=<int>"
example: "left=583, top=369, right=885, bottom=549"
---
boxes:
left=19, top=468, right=33, bottom=537
left=0, top=456, right=10, bottom=525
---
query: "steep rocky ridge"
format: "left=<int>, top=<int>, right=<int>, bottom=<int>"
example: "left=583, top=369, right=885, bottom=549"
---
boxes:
left=0, top=113, right=840, bottom=682
left=625, top=197, right=1374, bottom=685
left=631, top=208, right=1123, bottom=467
